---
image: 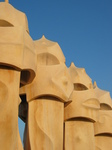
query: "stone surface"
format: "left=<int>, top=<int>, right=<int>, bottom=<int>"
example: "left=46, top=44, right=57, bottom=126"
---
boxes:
left=0, top=2, right=29, bottom=32
left=94, top=82, right=112, bottom=109
left=69, top=62, right=93, bottom=90
left=94, top=83, right=112, bottom=150
left=25, top=99, right=64, bottom=150
left=0, top=1, right=112, bottom=150
left=0, top=2, right=37, bottom=85
left=21, top=63, right=73, bottom=102
left=0, top=2, right=36, bottom=150
left=65, top=121, right=95, bottom=150
left=20, top=36, right=73, bottom=150
left=64, top=64, right=100, bottom=150
left=94, top=110, right=112, bottom=135
left=0, top=68, right=21, bottom=150
left=35, top=35, right=65, bottom=64
left=64, top=89, right=100, bottom=150
left=95, top=136, right=112, bottom=150
left=64, top=89, right=100, bottom=122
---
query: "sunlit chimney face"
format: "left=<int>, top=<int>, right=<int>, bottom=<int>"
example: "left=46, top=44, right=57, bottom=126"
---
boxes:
left=33, top=63, right=73, bottom=102
left=68, top=62, right=93, bottom=90
left=0, top=2, right=29, bottom=32
left=37, top=53, right=60, bottom=66
left=0, top=81, right=8, bottom=108
left=94, top=110, right=112, bottom=136
left=34, top=35, right=65, bottom=65
left=73, top=83, right=88, bottom=91
left=94, top=84, right=112, bottom=135
left=64, top=89, right=100, bottom=122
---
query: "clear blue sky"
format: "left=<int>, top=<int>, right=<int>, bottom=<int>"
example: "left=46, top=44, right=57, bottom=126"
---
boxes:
left=1, top=0, right=112, bottom=143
